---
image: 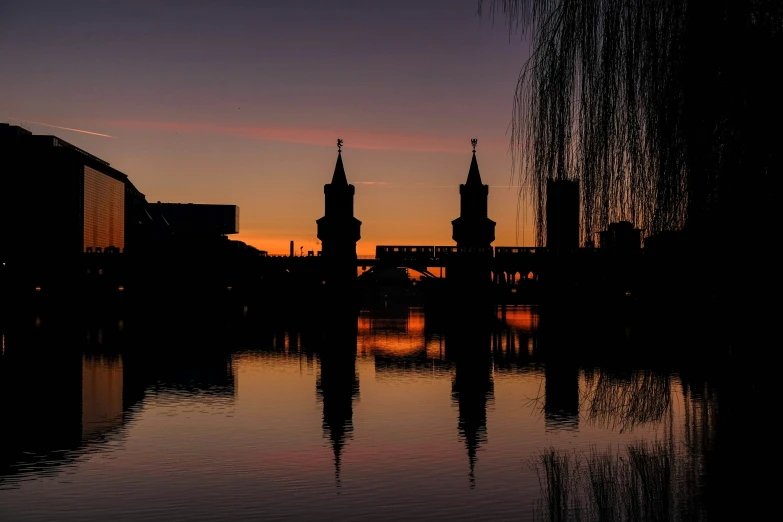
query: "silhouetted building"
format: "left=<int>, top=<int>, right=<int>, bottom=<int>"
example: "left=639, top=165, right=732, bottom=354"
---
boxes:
left=124, top=179, right=162, bottom=254
left=452, top=143, right=495, bottom=249
left=0, top=124, right=130, bottom=260
left=599, top=221, right=642, bottom=253
left=150, top=203, right=239, bottom=237
left=316, top=144, right=362, bottom=282
left=0, top=123, right=30, bottom=138
left=545, top=179, right=580, bottom=252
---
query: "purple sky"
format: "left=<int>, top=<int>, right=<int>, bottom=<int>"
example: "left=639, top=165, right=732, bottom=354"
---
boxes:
left=1, top=0, right=532, bottom=254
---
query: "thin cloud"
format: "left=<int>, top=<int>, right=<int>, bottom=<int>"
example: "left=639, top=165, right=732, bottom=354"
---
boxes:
left=102, top=120, right=504, bottom=154
left=16, top=120, right=114, bottom=138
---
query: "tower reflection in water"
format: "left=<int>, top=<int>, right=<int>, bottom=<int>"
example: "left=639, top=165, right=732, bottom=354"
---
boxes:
left=0, top=302, right=760, bottom=520
left=443, top=310, right=495, bottom=488
left=314, top=309, right=360, bottom=487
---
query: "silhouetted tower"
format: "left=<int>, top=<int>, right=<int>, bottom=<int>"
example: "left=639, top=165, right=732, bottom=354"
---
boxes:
left=316, top=139, right=362, bottom=283
left=545, top=179, right=580, bottom=252
left=447, top=139, right=495, bottom=293
left=452, top=139, right=496, bottom=248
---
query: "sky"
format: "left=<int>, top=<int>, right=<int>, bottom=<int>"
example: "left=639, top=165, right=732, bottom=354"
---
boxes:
left=0, top=0, right=533, bottom=255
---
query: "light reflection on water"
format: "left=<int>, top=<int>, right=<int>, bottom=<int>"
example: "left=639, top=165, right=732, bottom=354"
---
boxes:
left=0, top=305, right=753, bottom=520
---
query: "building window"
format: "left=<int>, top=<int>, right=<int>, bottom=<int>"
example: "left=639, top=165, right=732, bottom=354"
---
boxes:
left=83, top=166, right=125, bottom=252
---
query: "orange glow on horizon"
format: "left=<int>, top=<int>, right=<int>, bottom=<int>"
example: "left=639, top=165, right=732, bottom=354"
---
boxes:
left=233, top=233, right=542, bottom=257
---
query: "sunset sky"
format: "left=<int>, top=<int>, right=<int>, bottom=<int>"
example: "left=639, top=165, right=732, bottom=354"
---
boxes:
left=0, top=0, right=533, bottom=255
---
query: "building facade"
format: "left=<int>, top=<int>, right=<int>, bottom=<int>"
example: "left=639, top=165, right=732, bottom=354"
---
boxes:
left=0, top=124, right=130, bottom=261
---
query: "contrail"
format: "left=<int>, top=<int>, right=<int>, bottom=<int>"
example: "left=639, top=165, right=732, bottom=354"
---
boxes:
left=19, top=120, right=114, bottom=138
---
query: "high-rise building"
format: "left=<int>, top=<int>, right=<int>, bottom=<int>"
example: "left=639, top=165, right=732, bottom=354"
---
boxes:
left=316, top=144, right=361, bottom=281
left=545, top=179, right=580, bottom=253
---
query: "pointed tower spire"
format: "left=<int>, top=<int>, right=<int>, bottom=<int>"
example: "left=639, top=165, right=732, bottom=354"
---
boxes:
left=452, top=138, right=495, bottom=248
left=466, top=154, right=482, bottom=186
left=331, top=139, right=348, bottom=185
left=466, top=138, right=482, bottom=186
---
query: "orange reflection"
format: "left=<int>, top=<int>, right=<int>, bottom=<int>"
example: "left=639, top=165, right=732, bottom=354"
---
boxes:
left=358, top=309, right=431, bottom=357
left=499, top=305, right=539, bottom=334
left=82, top=355, right=124, bottom=441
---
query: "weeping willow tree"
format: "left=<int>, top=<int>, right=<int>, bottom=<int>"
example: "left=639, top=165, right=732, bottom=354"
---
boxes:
left=479, top=0, right=782, bottom=251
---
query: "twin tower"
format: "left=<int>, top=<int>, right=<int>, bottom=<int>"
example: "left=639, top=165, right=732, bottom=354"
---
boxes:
left=316, top=140, right=495, bottom=281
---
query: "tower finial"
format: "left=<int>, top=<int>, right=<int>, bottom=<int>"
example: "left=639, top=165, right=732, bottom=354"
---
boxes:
left=471, top=138, right=478, bottom=153
left=337, top=138, right=343, bottom=152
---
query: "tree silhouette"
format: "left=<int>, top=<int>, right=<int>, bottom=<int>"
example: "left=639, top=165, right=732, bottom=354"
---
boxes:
left=479, top=0, right=782, bottom=262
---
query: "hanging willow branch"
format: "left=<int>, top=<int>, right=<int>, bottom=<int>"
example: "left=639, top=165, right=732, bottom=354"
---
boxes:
left=479, top=0, right=782, bottom=248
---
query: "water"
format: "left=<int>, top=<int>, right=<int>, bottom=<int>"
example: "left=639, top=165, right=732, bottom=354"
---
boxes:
left=0, top=304, right=761, bottom=521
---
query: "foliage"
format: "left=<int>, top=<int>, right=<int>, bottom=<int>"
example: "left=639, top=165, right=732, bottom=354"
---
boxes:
left=479, top=1, right=782, bottom=248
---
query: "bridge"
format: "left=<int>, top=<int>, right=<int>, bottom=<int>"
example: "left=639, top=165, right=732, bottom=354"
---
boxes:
left=251, top=141, right=654, bottom=299
left=358, top=245, right=543, bottom=283
left=259, top=244, right=645, bottom=286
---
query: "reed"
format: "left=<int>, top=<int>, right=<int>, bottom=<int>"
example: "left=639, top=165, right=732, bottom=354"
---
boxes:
left=582, top=370, right=671, bottom=433
left=533, top=440, right=699, bottom=522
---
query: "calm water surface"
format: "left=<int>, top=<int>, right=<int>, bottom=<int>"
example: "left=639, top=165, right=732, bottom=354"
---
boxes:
left=0, top=305, right=754, bottom=521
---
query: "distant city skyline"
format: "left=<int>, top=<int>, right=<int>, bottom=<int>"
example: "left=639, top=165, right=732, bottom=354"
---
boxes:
left=0, top=0, right=533, bottom=254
